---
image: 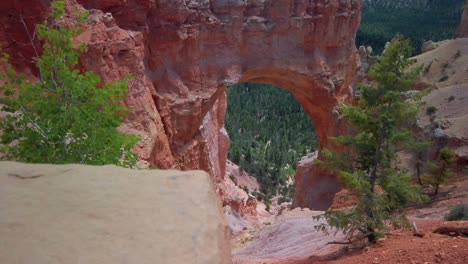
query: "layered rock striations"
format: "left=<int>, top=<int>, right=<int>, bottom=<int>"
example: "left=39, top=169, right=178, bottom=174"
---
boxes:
left=1, top=0, right=363, bottom=209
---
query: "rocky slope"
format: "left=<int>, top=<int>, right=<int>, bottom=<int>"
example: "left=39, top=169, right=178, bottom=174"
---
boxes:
left=232, top=208, right=346, bottom=264
left=0, top=0, right=363, bottom=210
left=413, top=38, right=468, bottom=166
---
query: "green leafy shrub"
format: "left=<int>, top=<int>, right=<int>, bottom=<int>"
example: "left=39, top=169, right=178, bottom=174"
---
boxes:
left=229, top=174, right=238, bottom=185
left=426, top=106, right=438, bottom=115
left=0, top=1, right=138, bottom=166
left=445, top=204, right=468, bottom=221
left=439, top=75, right=449, bottom=82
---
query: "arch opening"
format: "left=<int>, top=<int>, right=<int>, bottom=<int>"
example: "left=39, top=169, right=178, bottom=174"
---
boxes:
left=225, top=82, right=319, bottom=206
left=200, top=67, right=349, bottom=210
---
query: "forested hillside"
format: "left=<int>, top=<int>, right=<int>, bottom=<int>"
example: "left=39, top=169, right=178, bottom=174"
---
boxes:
left=358, top=0, right=465, bottom=54
left=225, top=84, right=318, bottom=200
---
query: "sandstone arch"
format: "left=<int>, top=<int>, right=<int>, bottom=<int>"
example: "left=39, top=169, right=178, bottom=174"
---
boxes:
left=1, top=0, right=362, bottom=209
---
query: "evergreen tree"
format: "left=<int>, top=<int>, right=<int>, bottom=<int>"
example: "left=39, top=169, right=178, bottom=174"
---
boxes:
left=408, top=140, right=431, bottom=186
left=314, top=37, right=427, bottom=243
left=423, top=147, right=457, bottom=195
left=0, top=1, right=138, bottom=166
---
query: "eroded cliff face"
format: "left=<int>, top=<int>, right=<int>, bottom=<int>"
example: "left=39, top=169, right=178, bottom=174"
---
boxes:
left=1, top=0, right=362, bottom=209
left=455, top=2, right=468, bottom=38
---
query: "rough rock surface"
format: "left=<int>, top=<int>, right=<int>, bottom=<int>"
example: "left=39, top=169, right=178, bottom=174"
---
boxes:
left=414, top=38, right=468, bottom=89
left=232, top=208, right=346, bottom=263
left=417, top=84, right=468, bottom=162
left=421, top=40, right=450, bottom=54
left=0, top=0, right=363, bottom=209
left=0, top=161, right=231, bottom=264
left=223, top=160, right=271, bottom=233
left=455, top=2, right=468, bottom=38
left=412, top=38, right=468, bottom=166
left=355, top=45, right=378, bottom=85
left=293, top=152, right=342, bottom=210
left=226, top=160, right=261, bottom=192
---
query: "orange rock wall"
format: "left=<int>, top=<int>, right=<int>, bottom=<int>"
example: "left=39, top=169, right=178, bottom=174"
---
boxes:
left=1, top=0, right=363, bottom=209
left=455, top=2, right=468, bottom=38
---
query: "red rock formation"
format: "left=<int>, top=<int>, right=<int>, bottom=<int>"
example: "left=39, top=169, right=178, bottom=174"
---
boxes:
left=1, top=0, right=363, bottom=210
left=455, top=2, right=468, bottom=38
left=0, top=0, right=49, bottom=76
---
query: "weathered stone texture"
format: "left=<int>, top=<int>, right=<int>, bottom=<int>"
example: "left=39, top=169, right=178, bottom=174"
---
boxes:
left=0, top=161, right=231, bottom=264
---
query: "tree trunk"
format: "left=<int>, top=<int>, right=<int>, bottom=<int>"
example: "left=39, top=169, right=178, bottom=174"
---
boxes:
left=367, top=227, right=377, bottom=243
left=416, top=153, right=423, bottom=185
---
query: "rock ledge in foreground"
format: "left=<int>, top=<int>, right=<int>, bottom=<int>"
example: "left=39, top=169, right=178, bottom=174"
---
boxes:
left=0, top=162, right=231, bottom=264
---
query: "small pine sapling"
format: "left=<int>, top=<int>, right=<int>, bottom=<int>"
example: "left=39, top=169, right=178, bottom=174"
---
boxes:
left=422, top=147, right=457, bottom=195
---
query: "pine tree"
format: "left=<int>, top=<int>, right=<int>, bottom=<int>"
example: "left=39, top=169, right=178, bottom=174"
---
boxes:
left=409, top=140, right=431, bottom=185
left=314, top=37, right=427, bottom=243
left=423, top=147, right=457, bottom=195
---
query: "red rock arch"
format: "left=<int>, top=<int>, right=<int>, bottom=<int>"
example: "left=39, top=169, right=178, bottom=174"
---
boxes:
left=1, top=0, right=362, bottom=209
left=239, top=69, right=352, bottom=210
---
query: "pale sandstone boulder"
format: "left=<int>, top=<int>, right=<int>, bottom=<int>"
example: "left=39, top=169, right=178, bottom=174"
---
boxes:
left=0, top=162, right=231, bottom=264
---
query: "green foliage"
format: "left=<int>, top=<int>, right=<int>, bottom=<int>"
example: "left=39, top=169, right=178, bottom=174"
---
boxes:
left=225, top=83, right=318, bottom=201
left=358, top=0, right=465, bottom=54
left=0, top=1, right=138, bottom=167
left=422, top=147, right=457, bottom=195
left=439, top=75, right=449, bottom=82
left=423, top=61, right=433, bottom=75
left=408, top=140, right=431, bottom=185
left=229, top=173, right=238, bottom=186
left=426, top=106, right=438, bottom=115
left=445, top=204, right=468, bottom=221
left=314, top=38, right=427, bottom=243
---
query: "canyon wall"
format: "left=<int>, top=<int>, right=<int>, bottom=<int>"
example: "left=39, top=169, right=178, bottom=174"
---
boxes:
left=455, top=2, right=468, bottom=38
left=1, top=0, right=362, bottom=210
